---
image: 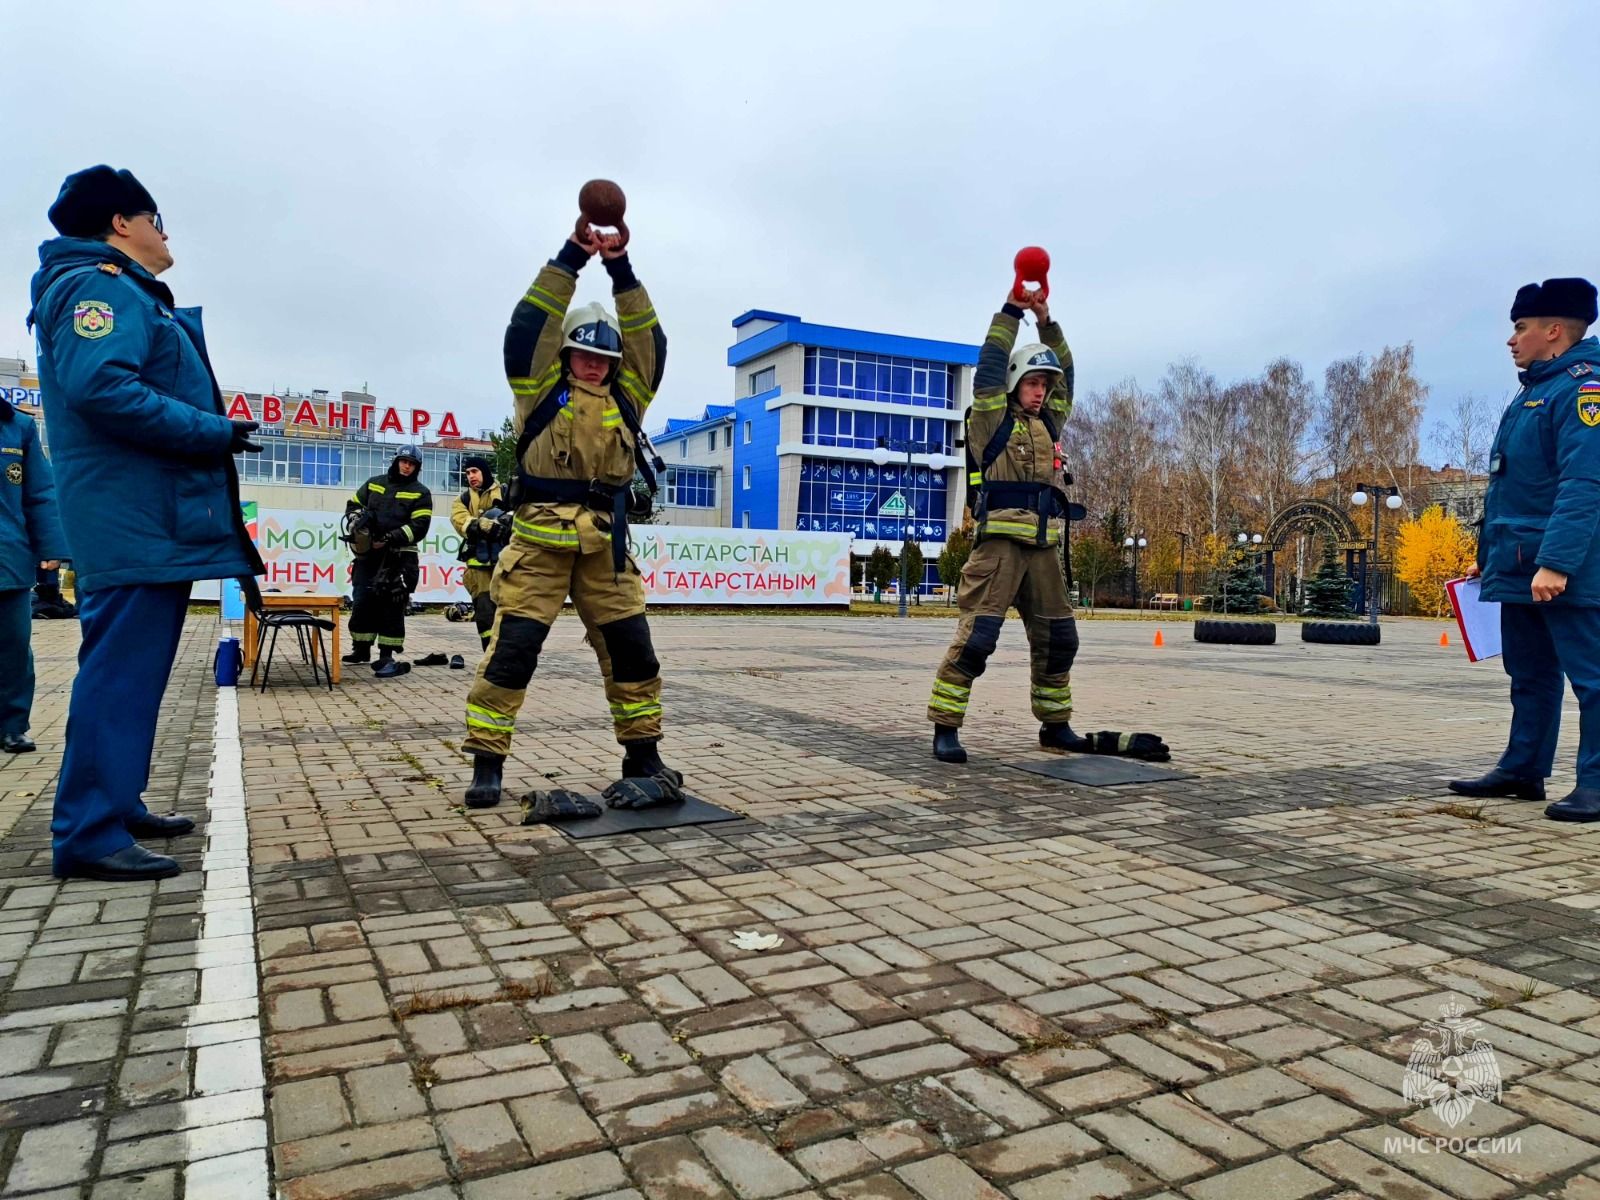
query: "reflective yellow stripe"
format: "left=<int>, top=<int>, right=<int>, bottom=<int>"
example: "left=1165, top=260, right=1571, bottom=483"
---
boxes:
left=609, top=699, right=662, bottom=719
left=987, top=322, right=1011, bottom=340
left=601, top=406, right=623, bottom=429
left=400, top=525, right=414, bottom=542
left=376, top=635, right=404, bottom=648
left=350, top=492, right=363, bottom=505
left=509, top=377, right=543, bottom=395
left=560, top=406, right=575, bottom=421
left=511, top=516, right=586, bottom=548
left=1031, top=684, right=1073, bottom=713
left=466, top=703, right=515, bottom=732
left=411, top=509, right=433, bottom=518
left=523, top=285, right=564, bottom=318
left=619, top=307, right=657, bottom=331
left=367, top=482, right=387, bottom=494
left=396, top=491, right=423, bottom=500
left=930, top=680, right=970, bottom=714
left=968, top=471, right=983, bottom=485
left=972, top=394, right=1006, bottom=412
left=618, top=369, right=652, bottom=406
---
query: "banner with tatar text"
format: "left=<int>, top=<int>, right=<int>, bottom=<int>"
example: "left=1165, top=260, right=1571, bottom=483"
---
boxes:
left=226, top=509, right=851, bottom=606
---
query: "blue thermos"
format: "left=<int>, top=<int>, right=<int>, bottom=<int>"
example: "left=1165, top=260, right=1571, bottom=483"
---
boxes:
left=214, top=636, right=242, bottom=687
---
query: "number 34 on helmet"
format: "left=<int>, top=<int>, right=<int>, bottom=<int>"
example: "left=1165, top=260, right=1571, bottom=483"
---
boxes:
left=562, top=303, right=623, bottom=360
left=1006, top=343, right=1063, bottom=391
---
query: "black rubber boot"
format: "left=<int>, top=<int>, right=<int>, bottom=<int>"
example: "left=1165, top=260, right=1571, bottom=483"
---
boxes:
left=465, top=754, right=505, bottom=809
left=622, top=739, right=669, bottom=779
left=1546, top=787, right=1600, bottom=822
left=933, top=725, right=967, bottom=764
left=1039, top=723, right=1092, bottom=754
left=1448, top=769, right=1546, bottom=802
left=341, top=642, right=372, bottom=664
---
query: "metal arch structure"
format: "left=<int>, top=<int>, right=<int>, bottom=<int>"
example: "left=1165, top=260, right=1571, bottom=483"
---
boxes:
left=1259, top=499, right=1367, bottom=604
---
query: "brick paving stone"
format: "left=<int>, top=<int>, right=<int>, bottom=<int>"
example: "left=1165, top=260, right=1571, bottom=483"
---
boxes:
left=268, top=1076, right=350, bottom=1142
left=1180, top=1153, right=1334, bottom=1200
left=1344, top=1125, right=1519, bottom=1200
left=619, top=1136, right=734, bottom=1199
left=5, top=1116, right=99, bottom=1191
left=1005, top=1154, right=1160, bottom=1200
left=438, top=1102, right=532, bottom=1176
left=1077, top=1108, right=1216, bottom=1182
left=1039, top=1067, right=1156, bottom=1112
left=1127, top=1092, right=1270, bottom=1162
left=1187, top=1065, right=1311, bottom=1116
left=962, top=1122, right=1101, bottom=1179
left=1236, top=1092, right=1366, bottom=1148
left=892, top=1153, right=1008, bottom=1200
left=692, top=1125, right=810, bottom=1198
left=1300, top=1140, right=1455, bottom=1200
left=720, top=1054, right=810, bottom=1114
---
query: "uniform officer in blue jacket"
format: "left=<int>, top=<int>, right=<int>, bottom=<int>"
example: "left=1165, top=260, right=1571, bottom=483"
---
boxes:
left=27, top=166, right=265, bottom=881
left=1450, top=277, right=1600, bottom=821
left=0, top=396, right=68, bottom=753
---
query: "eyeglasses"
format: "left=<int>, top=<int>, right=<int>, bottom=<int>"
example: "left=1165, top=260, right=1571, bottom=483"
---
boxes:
left=135, top=212, right=164, bottom=234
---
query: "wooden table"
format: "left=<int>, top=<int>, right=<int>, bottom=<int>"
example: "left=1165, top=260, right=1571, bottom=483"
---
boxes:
left=242, top=594, right=343, bottom=683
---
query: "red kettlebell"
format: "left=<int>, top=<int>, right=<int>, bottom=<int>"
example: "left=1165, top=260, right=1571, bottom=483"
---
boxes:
left=1012, top=245, right=1050, bottom=302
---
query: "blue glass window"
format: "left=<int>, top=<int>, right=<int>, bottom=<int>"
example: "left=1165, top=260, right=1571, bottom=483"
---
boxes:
left=794, top=454, right=947, bottom=550
left=802, top=349, right=958, bottom=410
left=666, top=466, right=716, bottom=508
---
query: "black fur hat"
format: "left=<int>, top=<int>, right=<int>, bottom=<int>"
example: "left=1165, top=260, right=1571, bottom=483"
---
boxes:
left=48, top=165, right=158, bottom=237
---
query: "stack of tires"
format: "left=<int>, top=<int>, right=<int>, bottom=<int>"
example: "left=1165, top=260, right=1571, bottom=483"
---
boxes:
left=1301, top=621, right=1380, bottom=645
left=1194, top=620, right=1276, bottom=645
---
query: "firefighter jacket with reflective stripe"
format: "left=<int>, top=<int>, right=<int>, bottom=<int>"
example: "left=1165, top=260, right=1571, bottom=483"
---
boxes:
left=501, top=242, right=666, bottom=553
left=967, top=307, right=1074, bottom=547
left=451, top=481, right=506, bottom=567
left=347, top=467, right=432, bottom=555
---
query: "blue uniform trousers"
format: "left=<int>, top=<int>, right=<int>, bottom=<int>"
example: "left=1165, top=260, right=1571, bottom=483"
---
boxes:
left=0, top=589, right=33, bottom=738
left=51, top=582, right=190, bottom=870
left=1497, top=603, right=1600, bottom=788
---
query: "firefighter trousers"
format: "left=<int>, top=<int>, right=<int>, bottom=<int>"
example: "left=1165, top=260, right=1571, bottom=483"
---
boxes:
left=349, top=553, right=419, bottom=651
left=463, top=540, right=662, bottom=757
left=929, top=537, right=1078, bottom=727
left=463, top=565, right=495, bottom=648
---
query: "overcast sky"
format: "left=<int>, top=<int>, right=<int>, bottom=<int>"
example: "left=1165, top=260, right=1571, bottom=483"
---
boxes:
left=3, top=2, right=1593, bottom=455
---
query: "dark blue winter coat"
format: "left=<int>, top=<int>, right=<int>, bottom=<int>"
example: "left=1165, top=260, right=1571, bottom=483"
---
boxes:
left=0, top=400, right=67, bottom=592
left=27, top=238, right=263, bottom=593
left=1480, top=336, right=1600, bottom=605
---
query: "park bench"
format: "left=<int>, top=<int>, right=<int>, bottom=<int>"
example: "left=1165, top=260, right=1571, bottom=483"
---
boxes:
left=1149, top=593, right=1181, bottom=610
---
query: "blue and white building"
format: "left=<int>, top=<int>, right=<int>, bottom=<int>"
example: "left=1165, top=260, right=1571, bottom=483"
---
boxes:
left=650, top=311, right=979, bottom=581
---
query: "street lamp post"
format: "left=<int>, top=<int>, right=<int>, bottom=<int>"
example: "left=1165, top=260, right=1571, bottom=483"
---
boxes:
left=1350, top=484, right=1403, bottom=626
left=873, top=437, right=943, bottom=618
left=1122, top=532, right=1147, bottom=607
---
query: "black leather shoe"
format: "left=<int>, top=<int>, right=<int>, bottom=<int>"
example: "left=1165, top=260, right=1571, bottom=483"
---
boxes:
left=373, top=660, right=411, bottom=678
left=1448, top=769, right=1546, bottom=802
left=341, top=645, right=372, bottom=664
left=465, top=753, right=505, bottom=808
left=1546, top=787, right=1600, bottom=822
left=933, top=725, right=967, bottom=764
left=54, top=843, right=181, bottom=882
left=623, top=740, right=669, bottom=779
left=2, top=733, right=36, bottom=754
left=1039, top=723, right=1092, bottom=754
left=126, top=812, right=196, bottom=839
left=449, top=655, right=465, bottom=670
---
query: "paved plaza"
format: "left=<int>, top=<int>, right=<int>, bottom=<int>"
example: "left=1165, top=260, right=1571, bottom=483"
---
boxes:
left=6, top=610, right=1600, bottom=1199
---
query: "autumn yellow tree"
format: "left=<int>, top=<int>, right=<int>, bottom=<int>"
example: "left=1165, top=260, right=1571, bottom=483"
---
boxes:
left=1395, top=505, right=1476, bottom=617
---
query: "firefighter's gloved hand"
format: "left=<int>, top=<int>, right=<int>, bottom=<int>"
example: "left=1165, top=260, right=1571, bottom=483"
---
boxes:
left=603, top=768, right=684, bottom=810
left=520, top=789, right=602, bottom=824
left=228, top=420, right=262, bottom=454
left=1086, top=731, right=1171, bottom=762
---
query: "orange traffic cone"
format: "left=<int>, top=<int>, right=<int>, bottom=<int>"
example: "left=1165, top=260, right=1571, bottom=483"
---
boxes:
left=1439, top=631, right=1450, bottom=647
left=1153, top=629, right=1165, bottom=648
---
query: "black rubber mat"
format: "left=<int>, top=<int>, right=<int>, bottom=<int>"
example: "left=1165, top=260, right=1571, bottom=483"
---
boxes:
left=544, top=792, right=746, bottom=839
left=1007, top=756, right=1193, bottom=787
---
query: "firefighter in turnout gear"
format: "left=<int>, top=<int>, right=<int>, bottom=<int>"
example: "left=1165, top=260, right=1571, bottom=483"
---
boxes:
left=927, top=287, right=1171, bottom=766
left=928, top=289, right=1080, bottom=763
left=344, top=445, right=432, bottom=676
left=451, top=455, right=507, bottom=650
left=461, top=220, right=670, bottom=809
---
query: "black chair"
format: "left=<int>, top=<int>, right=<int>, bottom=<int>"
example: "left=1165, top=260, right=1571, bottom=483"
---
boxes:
left=249, top=604, right=336, bottom=692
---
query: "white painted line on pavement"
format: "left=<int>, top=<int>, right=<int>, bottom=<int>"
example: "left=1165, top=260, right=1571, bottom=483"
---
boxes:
left=179, top=686, right=270, bottom=1200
